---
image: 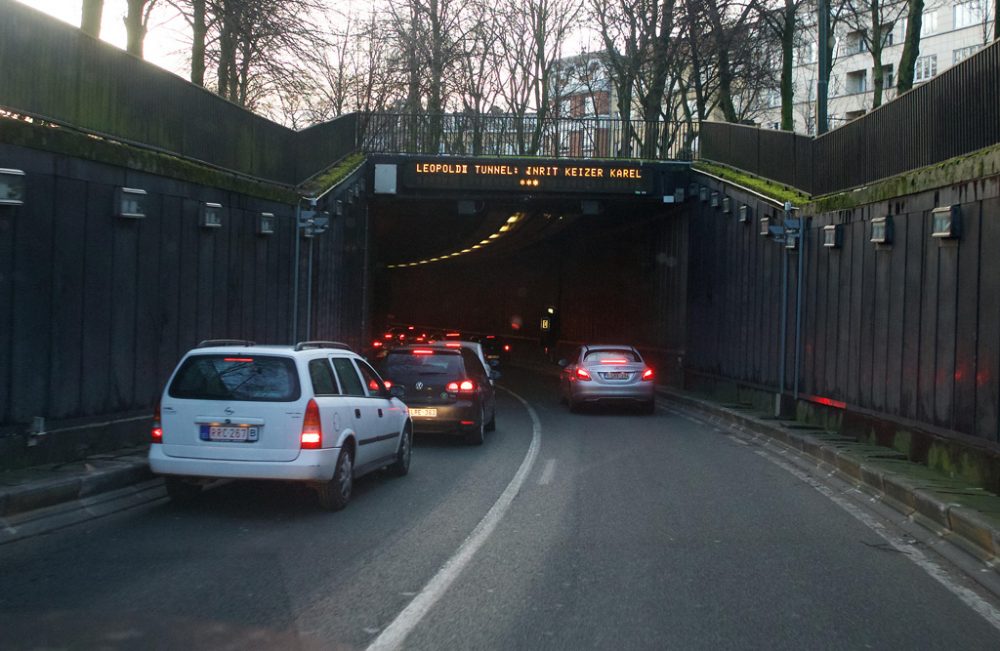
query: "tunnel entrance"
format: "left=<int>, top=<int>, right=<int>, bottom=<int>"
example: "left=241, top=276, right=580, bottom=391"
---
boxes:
left=364, top=155, right=691, bottom=376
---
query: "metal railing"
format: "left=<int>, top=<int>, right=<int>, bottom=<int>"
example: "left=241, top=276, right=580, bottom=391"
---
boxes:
left=358, top=112, right=697, bottom=161
left=700, top=38, right=1000, bottom=196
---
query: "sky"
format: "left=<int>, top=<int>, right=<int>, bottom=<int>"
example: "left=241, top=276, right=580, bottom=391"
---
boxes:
left=15, top=0, right=190, bottom=74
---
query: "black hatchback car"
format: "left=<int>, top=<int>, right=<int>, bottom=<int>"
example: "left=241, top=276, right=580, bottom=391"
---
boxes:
left=380, top=345, right=498, bottom=445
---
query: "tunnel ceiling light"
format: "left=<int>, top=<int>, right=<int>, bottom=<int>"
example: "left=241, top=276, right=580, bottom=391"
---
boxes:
left=499, top=225, right=510, bottom=232
left=489, top=233, right=500, bottom=239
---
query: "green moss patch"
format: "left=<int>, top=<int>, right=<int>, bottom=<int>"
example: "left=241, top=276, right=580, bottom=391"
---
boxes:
left=693, top=161, right=810, bottom=205
left=298, top=152, right=367, bottom=197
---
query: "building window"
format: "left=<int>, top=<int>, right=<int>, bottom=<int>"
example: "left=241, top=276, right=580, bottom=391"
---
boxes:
left=881, top=25, right=894, bottom=47
left=766, top=89, right=781, bottom=107
left=953, top=45, right=982, bottom=64
left=848, top=30, right=868, bottom=54
left=847, top=70, right=867, bottom=94
left=920, top=10, right=938, bottom=36
left=953, top=1, right=984, bottom=29
left=879, top=64, right=895, bottom=88
left=846, top=110, right=866, bottom=121
left=914, top=54, right=938, bottom=81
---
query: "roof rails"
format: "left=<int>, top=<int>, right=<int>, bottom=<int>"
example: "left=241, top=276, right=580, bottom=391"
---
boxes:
left=197, top=339, right=256, bottom=348
left=294, top=341, right=353, bottom=352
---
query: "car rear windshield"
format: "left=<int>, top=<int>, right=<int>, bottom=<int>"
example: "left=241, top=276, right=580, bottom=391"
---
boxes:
left=584, top=349, right=640, bottom=363
left=168, top=355, right=301, bottom=402
left=382, top=351, right=464, bottom=383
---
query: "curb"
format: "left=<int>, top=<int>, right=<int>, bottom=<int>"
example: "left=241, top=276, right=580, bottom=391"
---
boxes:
left=655, top=386, right=1000, bottom=566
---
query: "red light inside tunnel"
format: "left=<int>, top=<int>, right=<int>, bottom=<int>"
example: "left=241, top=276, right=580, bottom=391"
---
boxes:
left=576, top=368, right=592, bottom=381
left=641, top=368, right=654, bottom=381
left=413, top=349, right=435, bottom=355
left=599, top=358, right=629, bottom=364
left=383, top=380, right=393, bottom=389
left=445, top=342, right=462, bottom=348
left=503, top=345, right=511, bottom=352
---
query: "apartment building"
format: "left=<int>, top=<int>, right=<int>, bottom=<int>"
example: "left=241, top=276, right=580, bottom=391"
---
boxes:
left=756, top=0, right=994, bottom=133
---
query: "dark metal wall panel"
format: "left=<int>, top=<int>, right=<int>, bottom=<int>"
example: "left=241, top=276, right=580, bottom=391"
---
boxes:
left=954, top=201, right=981, bottom=435
left=48, top=177, right=87, bottom=419
left=900, top=210, right=925, bottom=420
left=846, top=216, right=865, bottom=405
left=976, top=197, right=1000, bottom=440
left=80, top=177, right=115, bottom=416
left=835, top=217, right=853, bottom=401
left=870, top=244, right=892, bottom=412
left=935, top=238, right=960, bottom=428
left=156, top=195, right=183, bottom=398
left=885, top=216, right=908, bottom=416
left=917, top=209, right=939, bottom=425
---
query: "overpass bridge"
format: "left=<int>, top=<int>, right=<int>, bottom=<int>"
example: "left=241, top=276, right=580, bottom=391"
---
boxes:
left=2, top=0, right=1000, bottom=488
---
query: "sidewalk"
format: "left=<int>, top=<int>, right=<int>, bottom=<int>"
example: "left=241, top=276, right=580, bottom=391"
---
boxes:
left=0, top=446, right=161, bottom=545
left=3, top=370, right=1000, bottom=574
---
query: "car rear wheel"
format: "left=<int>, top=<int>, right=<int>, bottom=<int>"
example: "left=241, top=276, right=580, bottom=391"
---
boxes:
left=388, top=427, right=412, bottom=477
left=164, top=477, right=201, bottom=504
left=317, top=447, right=353, bottom=510
left=466, top=408, right=485, bottom=446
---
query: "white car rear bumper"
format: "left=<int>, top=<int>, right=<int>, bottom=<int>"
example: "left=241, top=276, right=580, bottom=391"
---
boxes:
left=149, top=445, right=340, bottom=482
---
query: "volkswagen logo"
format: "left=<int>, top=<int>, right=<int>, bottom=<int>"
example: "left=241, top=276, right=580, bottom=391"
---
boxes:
left=224, top=407, right=234, bottom=415
left=415, top=382, right=424, bottom=391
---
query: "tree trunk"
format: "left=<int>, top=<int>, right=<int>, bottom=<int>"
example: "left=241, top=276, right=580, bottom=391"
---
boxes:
left=125, top=0, right=146, bottom=58
left=717, top=51, right=738, bottom=123
left=81, top=0, right=104, bottom=38
left=896, top=0, right=924, bottom=92
left=779, top=1, right=795, bottom=130
left=191, top=0, right=206, bottom=86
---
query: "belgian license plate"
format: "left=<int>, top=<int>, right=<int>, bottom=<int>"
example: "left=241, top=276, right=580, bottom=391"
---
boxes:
left=201, top=425, right=260, bottom=442
left=605, top=372, right=629, bottom=380
left=410, top=408, right=438, bottom=417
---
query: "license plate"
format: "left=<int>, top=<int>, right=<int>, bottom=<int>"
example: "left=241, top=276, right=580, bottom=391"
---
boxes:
left=200, top=425, right=260, bottom=442
left=410, top=408, right=438, bottom=417
left=604, top=372, right=630, bottom=380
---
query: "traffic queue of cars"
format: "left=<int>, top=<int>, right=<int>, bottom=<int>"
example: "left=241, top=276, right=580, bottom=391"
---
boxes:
left=149, top=330, right=654, bottom=511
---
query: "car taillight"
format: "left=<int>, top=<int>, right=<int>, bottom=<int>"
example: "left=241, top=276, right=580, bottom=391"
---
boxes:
left=446, top=380, right=476, bottom=393
left=599, top=358, right=629, bottom=364
left=503, top=344, right=511, bottom=352
left=373, top=341, right=383, bottom=348
left=300, top=399, right=322, bottom=449
left=383, top=379, right=393, bottom=389
left=151, top=401, right=163, bottom=443
left=413, top=348, right=434, bottom=355
left=445, top=342, right=462, bottom=348
left=642, top=368, right=654, bottom=381
left=576, top=368, right=592, bottom=381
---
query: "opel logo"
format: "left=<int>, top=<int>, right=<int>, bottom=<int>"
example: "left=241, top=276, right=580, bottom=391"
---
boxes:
left=415, top=382, right=424, bottom=391
left=224, top=407, right=234, bottom=415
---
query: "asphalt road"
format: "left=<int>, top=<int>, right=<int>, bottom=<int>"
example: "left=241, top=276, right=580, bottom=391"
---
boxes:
left=2, top=367, right=1000, bottom=650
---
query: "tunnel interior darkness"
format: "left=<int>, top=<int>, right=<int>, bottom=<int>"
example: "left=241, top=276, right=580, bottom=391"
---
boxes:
left=368, top=193, right=689, bottom=364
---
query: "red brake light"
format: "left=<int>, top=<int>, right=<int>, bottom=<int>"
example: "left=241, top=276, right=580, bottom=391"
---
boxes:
left=486, top=335, right=496, bottom=339
left=447, top=381, right=459, bottom=392
left=576, top=367, right=592, bottom=381
left=300, top=399, right=322, bottom=449
left=384, top=333, right=393, bottom=339
left=445, top=342, right=462, bottom=348
left=384, top=380, right=393, bottom=389
left=373, top=341, right=383, bottom=348
left=446, top=332, right=460, bottom=338
left=599, top=358, right=629, bottom=364
left=413, top=348, right=435, bottom=355
left=151, top=402, right=163, bottom=443
left=642, top=368, right=654, bottom=381
left=459, top=380, right=475, bottom=392
left=224, top=357, right=254, bottom=363
left=503, top=344, right=511, bottom=352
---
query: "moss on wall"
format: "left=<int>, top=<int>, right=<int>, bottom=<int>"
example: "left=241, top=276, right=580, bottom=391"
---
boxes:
left=298, top=152, right=367, bottom=197
left=692, top=161, right=810, bottom=205
left=0, top=117, right=299, bottom=202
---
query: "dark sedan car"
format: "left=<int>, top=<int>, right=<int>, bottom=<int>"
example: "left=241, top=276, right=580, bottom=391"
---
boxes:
left=380, top=345, right=498, bottom=445
left=558, top=344, right=655, bottom=413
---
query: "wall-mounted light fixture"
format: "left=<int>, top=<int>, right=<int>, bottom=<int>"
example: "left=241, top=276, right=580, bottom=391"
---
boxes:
left=759, top=216, right=771, bottom=237
left=699, top=186, right=708, bottom=202
left=710, top=191, right=720, bottom=208
left=353, top=184, right=361, bottom=199
left=823, top=224, right=842, bottom=249
left=931, top=204, right=961, bottom=239
left=870, top=215, right=892, bottom=245
left=258, top=212, right=275, bottom=235
left=688, top=182, right=698, bottom=200
left=0, top=168, right=26, bottom=206
left=673, top=187, right=685, bottom=203
left=738, top=204, right=751, bottom=223
left=721, top=196, right=731, bottom=214
left=335, top=200, right=344, bottom=216
left=114, top=187, right=147, bottom=218
left=200, top=202, right=223, bottom=229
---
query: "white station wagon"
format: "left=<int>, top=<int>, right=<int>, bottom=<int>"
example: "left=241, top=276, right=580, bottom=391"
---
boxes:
left=149, top=340, right=412, bottom=510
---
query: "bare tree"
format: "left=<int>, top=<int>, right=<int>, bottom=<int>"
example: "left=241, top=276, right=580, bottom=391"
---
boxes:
left=756, top=0, right=809, bottom=130
left=896, top=0, right=923, bottom=92
left=124, top=0, right=160, bottom=58
left=842, top=0, right=907, bottom=109
left=81, top=0, right=104, bottom=38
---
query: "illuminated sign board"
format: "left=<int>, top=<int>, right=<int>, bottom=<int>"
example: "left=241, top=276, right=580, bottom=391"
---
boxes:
left=400, top=158, right=654, bottom=195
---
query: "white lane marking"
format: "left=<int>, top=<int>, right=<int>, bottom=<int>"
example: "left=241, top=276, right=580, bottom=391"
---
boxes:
left=367, top=386, right=541, bottom=651
left=538, top=459, right=557, bottom=485
left=727, top=435, right=749, bottom=446
left=755, top=449, right=1000, bottom=632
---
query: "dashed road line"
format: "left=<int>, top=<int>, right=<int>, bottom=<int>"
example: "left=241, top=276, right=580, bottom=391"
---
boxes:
left=538, top=459, right=557, bottom=485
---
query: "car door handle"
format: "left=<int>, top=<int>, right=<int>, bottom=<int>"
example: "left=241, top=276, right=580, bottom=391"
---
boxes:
left=378, top=409, right=384, bottom=417
left=355, top=409, right=361, bottom=419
